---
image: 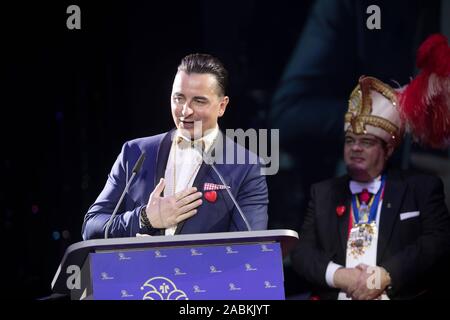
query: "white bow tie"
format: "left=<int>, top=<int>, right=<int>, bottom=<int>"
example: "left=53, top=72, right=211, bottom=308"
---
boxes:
left=349, top=179, right=381, bottom=195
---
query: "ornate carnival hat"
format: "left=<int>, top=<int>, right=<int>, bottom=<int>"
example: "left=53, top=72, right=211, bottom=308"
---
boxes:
left=345, top=76, right=402, bottom=145
left=344, top=34, right=450, bottom=149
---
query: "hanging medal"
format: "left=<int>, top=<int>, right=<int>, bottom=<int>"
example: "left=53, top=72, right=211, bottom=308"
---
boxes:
left=348, top=176, right=385, bottom=259
left=358, top=201, right=370, bottom=224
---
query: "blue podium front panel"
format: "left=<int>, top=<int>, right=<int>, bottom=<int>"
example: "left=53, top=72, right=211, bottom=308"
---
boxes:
left=90, top=242, right=284, bottom=300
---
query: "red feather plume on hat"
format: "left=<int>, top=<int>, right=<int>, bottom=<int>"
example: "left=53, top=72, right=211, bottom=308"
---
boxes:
left=398, top=34, right=450, bottom=149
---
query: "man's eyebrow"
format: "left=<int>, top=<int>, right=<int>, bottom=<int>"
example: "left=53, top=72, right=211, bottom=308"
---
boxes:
left=361, top=138, right=377, bottom=142
left=193, top=96, right=208, bottom=101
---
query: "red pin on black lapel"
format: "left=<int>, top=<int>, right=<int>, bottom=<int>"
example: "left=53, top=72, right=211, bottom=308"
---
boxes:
left=336, top=205, right=346, bottom=217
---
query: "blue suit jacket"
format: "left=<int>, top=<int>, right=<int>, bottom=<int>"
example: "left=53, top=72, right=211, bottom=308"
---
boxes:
left=82, top=130, right=269, bottom=239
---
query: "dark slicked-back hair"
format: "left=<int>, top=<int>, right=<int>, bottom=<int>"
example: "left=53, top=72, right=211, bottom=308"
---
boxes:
left=177, top=53, right=228, bottom=96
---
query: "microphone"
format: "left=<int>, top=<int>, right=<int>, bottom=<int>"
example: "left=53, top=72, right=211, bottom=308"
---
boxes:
left=131, top=151, right=146, bottom=174
left=204, top=152, right=252, bottom=231
left=104, top=152, right=146, bottom=239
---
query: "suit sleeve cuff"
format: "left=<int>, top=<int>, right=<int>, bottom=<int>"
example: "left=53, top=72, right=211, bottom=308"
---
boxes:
left=138, top=205, right=146, bottom=229
left=326, top=261, right=344, bottom=288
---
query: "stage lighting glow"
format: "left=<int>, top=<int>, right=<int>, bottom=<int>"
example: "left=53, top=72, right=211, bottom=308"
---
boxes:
left=52, top=231, right=61, bottom=241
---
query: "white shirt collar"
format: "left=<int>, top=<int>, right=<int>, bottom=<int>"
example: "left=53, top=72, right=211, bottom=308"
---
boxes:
left=349, top=175, right=382, bottom=195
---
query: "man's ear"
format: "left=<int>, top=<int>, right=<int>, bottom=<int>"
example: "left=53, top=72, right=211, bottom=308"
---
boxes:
left=218, top=96, right=229, bottom=117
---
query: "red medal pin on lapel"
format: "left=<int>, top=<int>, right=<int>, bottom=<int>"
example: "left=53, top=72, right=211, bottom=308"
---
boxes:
left=336, top=205, right=346, bottom=217
left=204, top=191, right=217, bottom=203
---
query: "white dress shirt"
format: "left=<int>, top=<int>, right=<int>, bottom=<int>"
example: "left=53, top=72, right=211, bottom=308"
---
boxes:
left=326, top=175, right=389, bottom=299
left=164, top=126, right=219, bottom=235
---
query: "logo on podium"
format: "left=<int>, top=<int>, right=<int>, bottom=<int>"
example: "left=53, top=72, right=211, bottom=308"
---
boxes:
left=141, top=276, right=188, bottom=300
left=190, top=248, right=203, bottom=256
left=264, top=281, right=277, bottom=289
left=193, top=285, right=206, bottom=293
left=260, top=244, right=274, bottom=252
left=225, top=246, right=238, bottom=254
left=209, top=265, right=222, bottom=273
left=245, top=263, right=257, bottom=271
left=228, top=283, right=242, bottom=291
left=100, top=272, right=114, bottom=280
left=118, top=253, right=131, bottom=261
left=120, top=290, right=134, bottom=298
left=154, top=250, right=167, bottom=258
left=174, top=267, right=187, bottom=276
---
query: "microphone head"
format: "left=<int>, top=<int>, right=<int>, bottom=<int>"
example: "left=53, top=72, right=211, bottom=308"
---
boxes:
left=132, top=152, right=146, bottom=173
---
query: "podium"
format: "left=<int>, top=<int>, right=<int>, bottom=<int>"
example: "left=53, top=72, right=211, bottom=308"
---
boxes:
left=51, top=230, right=298, bottom=300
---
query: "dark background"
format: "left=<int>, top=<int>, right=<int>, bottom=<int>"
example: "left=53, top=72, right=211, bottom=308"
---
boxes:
left=2, top=0, right=449, bottom=300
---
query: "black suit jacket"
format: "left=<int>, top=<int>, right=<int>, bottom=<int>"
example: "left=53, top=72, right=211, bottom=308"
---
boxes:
left=291, top=170, right=450, bottom=299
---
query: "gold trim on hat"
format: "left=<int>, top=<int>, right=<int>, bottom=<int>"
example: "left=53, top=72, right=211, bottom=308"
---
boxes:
left=345, top=76, right=399, bottom=138
left=345, top=113, right=398, bottom=137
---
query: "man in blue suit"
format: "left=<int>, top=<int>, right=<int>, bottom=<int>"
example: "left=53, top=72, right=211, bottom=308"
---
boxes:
left=82, top=53, right=268, bottom=239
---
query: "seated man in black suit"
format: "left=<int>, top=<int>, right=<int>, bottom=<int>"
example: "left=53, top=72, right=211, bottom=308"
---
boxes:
left=291, top=35, right=450, bottom=299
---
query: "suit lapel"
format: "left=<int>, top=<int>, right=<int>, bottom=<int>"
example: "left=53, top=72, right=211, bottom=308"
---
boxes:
left=154, top=130, right=175, bottom=186
left=334, top=176, right=352, bottom=254
left=153, top=130, right=175, bottom=235
left=377, top=170, right=406, bottom=263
